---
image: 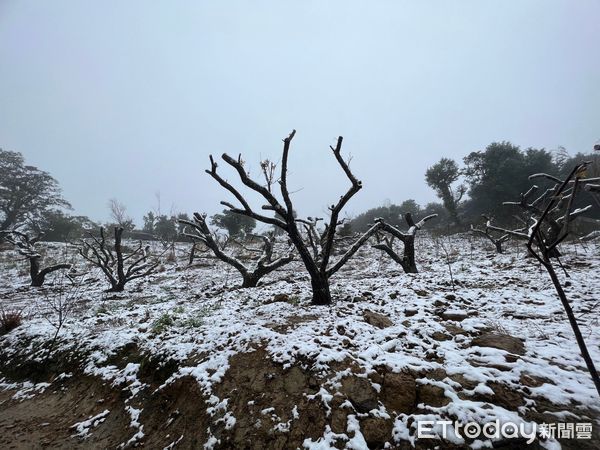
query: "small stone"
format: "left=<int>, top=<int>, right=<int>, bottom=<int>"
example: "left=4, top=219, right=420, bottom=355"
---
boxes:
left=360, top=417, right=393, bottom=447
left=341, top=377, right=379, bottom=413
left=471, top=333, right=525, bottom=356
left=330, top=397, right=349, bottom=434
left=381, top=372, right=416, bottom=413
left=363, top=310, right=393, bottom=329
left=441, top=310, right=468, bottom=322
left=431, top=331, right=451, bottom=341
left=444, top=324, right=467, bottom=335
left=417, top=383, right=450, bottom=407
left=404, top=308, right=418, bottom=317
left=520, top=373, right=551, bottom=388
left=283, top=366, right=306, bottom=395
left=272, top=293, right=289, bottom=303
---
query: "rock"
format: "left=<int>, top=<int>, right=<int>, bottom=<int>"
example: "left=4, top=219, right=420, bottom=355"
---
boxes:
left=445, top=294, right=456, bottom=301
left=444, top=324, right=467, bottom=335
left=426, top=368, right=447, bottom=381
left=271, top=293, right=289, bottom=303
left=483, top=382, right=524, bottom=410
left=330, top=396, right=349, bottom=434
left=431, top=331, right=451, bottom=341
left=360, top=417, right=393, bottom=447
left=520, top=373, right=551, bottom=388
left=363, top=310, right=393, bottom=329
left=381, top=372, right=416, bottom=413
left=470, top=333, right=525, bottom=356
left=404, top=308, right=418, bottom=317
left=341, top=377, right=379, bottom=413
left=413, top=289, right=429, bottom=297
left=417, top=383, right=450, bottom=407
left=440, top=310, right=468, bottom=322
left=449, top=373, right=478, bottom=390
left=283, top=367, right=306, bottom=395
left=389, top=292, right=399, bottom=299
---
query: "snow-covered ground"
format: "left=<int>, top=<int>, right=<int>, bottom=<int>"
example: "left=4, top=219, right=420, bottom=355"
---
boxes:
left=0, top=234, right=599, bottom=449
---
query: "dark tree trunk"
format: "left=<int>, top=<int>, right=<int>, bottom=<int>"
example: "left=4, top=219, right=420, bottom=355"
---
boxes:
left=310, top=273, right=331, bottom=305
left=29, top=256, right=42, bottom=286
left=403, top=237, right=418, bottom=273
left=31, top=274, right=46, bottom=287
left=241, top=273, right=261, bottom=288
left=188, top=243, right=196, bottom=265
left=108, top=282, right=126, bottom=292
left=373, top=239, right=417, bottom=274
left=495, top=241, right=503, bottom=254
left=29, top=259, right=71, bottom=287
left=291, top=227, right=333, bottom=305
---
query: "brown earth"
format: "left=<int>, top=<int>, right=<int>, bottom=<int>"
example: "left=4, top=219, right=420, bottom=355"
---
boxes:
left=0, top=347, right=598, bottom=449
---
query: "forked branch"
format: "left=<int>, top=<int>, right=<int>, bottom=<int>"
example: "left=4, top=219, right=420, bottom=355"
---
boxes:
left=180, top=213, right=294, bottom=288
left=79, top=227, right=160, bottom=292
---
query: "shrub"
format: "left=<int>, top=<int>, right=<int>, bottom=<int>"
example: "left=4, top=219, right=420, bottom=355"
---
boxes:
left=151, top=313, right=175, bottom=334
left=0, top=308, right=23, bottom=335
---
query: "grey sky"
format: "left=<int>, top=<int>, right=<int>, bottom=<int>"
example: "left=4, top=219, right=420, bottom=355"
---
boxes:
left=1, top=1, right=599, bottom=227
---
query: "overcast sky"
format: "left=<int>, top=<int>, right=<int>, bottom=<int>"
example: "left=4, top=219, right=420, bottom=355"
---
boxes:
left=1, top=1, right=598, bottom=227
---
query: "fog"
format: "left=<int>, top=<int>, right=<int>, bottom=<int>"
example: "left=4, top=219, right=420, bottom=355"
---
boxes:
left=1, top=0, right=598, bottom=225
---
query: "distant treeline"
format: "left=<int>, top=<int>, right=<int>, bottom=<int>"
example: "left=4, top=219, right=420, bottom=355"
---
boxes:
left=2, top=141, right=598, bottom=243
left=348, top=142, right=600, bottom=233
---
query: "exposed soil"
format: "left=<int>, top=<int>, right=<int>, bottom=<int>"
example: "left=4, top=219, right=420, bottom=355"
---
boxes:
left=1, top=347, right=598, bottom=449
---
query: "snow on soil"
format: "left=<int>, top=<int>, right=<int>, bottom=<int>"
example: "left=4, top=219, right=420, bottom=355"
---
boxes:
left=1, top=235, right=599, bottom=449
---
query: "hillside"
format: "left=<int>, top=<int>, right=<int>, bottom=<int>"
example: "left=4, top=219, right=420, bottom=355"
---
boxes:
left=0, top=236, right=599, bottom=449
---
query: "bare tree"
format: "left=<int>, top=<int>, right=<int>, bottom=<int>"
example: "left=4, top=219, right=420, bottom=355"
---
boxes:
left=372, top=213, right=437, bottom=273
left=485, top=179, right=592, bottom=258
left=108, top=198, right=134, bottom=230
left=78, top=227, right=159, bottom=292
left=1, top=230, right=71, bottom=286
left=205, top=130, right=381, bottom=305
left=181, top=213, right=294, bottom=288
left=470, top=215, right=509, bottom=253
left=489, top=164, right=600, bottom=397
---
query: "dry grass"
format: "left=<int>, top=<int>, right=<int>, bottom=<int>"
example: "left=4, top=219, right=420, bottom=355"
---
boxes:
left=0, top=307, right=23, bottom=335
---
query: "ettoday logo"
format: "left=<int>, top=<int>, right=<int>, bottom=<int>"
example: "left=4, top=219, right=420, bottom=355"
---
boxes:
left=417, top=420, right=593, bottom=443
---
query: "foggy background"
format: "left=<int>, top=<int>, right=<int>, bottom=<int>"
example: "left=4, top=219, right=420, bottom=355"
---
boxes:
left=0, top=0, right=598, bottom=225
